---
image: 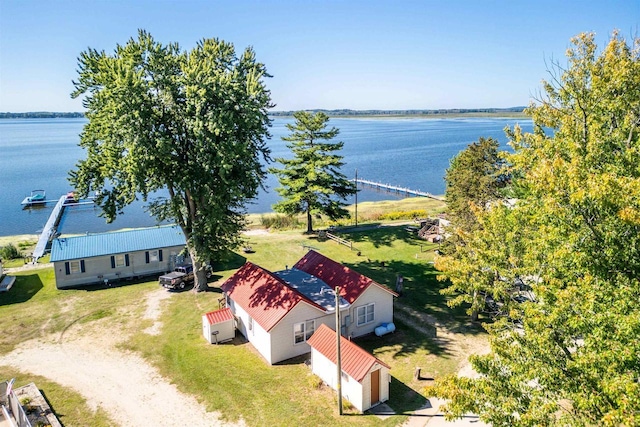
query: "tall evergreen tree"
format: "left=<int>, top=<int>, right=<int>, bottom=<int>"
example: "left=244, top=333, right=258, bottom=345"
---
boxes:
left=70, top=30, right=273, bottom=292
left=437, top=137, right=508, bottom=320
left=429, top=31, right=640, bottom=426
left=270, top=111, right=355, bottom=233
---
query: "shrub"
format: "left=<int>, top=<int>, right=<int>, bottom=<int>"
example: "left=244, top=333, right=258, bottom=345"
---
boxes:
left=259, top=214, right=301, bottom=229
left=0, top=243, right=21, bottom=260
left=379, top=209, right=428, bottom=221
left=307, top=374, right=323, bottom=389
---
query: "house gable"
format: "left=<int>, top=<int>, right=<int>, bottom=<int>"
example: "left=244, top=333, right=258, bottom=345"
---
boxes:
left=220, top=262, right=325, bottom=332
left=294, top=250, right=397, bottom=304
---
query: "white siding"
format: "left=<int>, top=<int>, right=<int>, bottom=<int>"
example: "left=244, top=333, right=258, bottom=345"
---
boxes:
left=202, top=317, right=235, bottom=344
left=346, top=285, right=395, bottom=338
left=230, top=301, right=274, bottom=363
left=268, top=303, right=330, bottom=364
left=310, top=348, right=365, bottom=412
left=360, top=364, right=390, bottom=411
left=311, top=347, right=390, bottom=412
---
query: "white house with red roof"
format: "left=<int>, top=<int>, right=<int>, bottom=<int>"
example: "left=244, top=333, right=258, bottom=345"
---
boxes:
left=220, top=250, right=397, bottom=365
left=307, top=323, right=391, bottom=412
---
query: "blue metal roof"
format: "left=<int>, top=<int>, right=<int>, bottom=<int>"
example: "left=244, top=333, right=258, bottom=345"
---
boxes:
left=50, top=225, right=186, bottom=262
left=274, top=268, right=350, bottom=312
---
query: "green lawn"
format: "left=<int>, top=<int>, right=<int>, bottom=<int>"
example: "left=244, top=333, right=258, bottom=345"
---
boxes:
left=0, top=198, right=486, bottom=426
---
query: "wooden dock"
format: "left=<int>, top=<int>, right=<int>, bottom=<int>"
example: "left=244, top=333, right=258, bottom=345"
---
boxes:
left=355, top=178, right=444, bottom=201
left=32, top=195, right=67, bottom=262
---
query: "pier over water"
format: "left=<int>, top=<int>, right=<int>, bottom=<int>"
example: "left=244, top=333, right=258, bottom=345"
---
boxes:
left=354, top=178, right=444, bottom=201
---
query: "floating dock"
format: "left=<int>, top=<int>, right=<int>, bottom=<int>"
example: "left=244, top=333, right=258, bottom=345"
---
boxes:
left=355, top=178, right=444, bottom=201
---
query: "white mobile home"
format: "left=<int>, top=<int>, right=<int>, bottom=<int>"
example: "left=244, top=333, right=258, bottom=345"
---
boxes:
left=50, top=225, right=186, bottom=289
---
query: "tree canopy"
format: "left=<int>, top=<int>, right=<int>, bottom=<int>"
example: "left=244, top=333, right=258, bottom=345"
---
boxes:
left=437, top=137, right=509, bottom=320
left=70, top=30, right=273, bottom=291
left=430, top=31, right=640, bottom=426
left=269, top=111, right=355, bottom=233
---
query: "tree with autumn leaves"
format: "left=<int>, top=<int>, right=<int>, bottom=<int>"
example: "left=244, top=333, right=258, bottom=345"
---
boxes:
left=431, top=31, right=640, bottom=426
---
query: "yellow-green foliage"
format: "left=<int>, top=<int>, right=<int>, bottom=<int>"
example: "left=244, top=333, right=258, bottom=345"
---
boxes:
left=378, top=209, right=428, bottom=221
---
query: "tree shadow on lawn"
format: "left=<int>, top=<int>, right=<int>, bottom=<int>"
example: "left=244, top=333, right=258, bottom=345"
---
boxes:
left=344, top=258, right=485, bottom=335
left=342, top=225, right=425, bottom=249
left=213, top=250, right=247, bottom=271
left=0, top=274, right=43, bottom=306
left=355, top=318, right=451, bottom=359
left=387, top=375, right=429, bottom=414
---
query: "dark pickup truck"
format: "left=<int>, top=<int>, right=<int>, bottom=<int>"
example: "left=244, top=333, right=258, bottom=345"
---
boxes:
left=159, top=264, right=194, bottom=290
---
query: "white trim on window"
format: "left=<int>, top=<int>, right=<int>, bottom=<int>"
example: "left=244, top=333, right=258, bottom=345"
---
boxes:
left=294, top=320, right=315, bottom=345
left=356, top=303, right=375, bottom=326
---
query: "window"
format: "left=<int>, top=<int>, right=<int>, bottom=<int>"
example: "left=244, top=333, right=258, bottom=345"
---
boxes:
left=356, top=303, right=375, bottom=326
left=65, top=260, right=85, bottom=275
left=114, top=254, right=126, bottom=267
left=69, top=261, right=81, bottom=274
left=111, top=254, right=130, bottom=268
left=294, top=320, right=315, bottom=344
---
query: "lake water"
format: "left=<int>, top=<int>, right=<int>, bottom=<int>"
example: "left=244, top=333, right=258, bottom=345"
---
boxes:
left=0, top=116, right=533, bottom=236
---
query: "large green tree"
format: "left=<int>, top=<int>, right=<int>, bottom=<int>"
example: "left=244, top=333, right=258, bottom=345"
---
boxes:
left=430, top=31, right=640, bottom=426
left=437, top=137, right=509, bottom=320
left=444, top=137, right=506, bottom=233
left=270, top=111, right=355, bottom=233
left=70, top=30, right=273, bottom=292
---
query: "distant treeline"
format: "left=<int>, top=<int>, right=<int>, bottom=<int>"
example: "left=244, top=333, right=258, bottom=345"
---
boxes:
left=0, top=112, right=85, bottom=119
left=270, top=107, right=527, bottom=117
left=2, top=107, right=527, bottom=119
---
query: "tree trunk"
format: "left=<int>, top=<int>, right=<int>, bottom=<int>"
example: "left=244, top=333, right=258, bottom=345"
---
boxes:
left=306, top=208, right=313, bottom=234
left=189, top=248, right=209, bottom=292
left=471, top=290, right=479, bottom=321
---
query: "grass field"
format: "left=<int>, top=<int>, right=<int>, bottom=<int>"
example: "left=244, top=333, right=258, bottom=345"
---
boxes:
left=0, top=197, right=487, bottom=426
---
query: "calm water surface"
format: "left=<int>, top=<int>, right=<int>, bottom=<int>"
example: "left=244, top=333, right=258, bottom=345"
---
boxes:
left=0, top=117, right=533, bottom=236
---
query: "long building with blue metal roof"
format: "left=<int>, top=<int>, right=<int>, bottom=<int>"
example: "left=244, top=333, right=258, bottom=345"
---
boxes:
left=51, top=225, right=187, bottom=289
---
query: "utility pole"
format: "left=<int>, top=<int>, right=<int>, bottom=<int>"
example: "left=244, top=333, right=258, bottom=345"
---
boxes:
left=354, top=169, right=358, bottom=227
left=335, top=286, right=343, bottom=415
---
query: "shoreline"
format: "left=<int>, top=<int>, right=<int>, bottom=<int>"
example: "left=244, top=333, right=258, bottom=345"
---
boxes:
left=0, top=196, right=446, bottom=241
left=1, top=111, right=529, bottom=121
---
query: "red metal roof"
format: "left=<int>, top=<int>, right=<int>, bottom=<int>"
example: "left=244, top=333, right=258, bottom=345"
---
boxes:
left=203, top=307, right=234, bottom=325
left=220, top=262, right=325, bottom=332
left=294, top=250, right=398, bottom=304
left=307, top=324, right=390, bottom=382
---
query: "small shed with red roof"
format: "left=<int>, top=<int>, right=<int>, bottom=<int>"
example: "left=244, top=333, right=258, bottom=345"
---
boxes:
left=220, top=250, right=396, bottom=364
left=202, top=307, right=235, bottom=344
left=307, top=324, right=391, bottom=412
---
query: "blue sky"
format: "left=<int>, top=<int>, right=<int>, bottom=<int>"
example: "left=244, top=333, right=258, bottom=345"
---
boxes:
left=1, top=1, right=638, bottom=112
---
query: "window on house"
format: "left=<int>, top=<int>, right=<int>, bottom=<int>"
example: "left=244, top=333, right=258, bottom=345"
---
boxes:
left=356, top=303, right=375, bottom=326
left=69, top=260, right=81, bottom=274
left=115, top=254, right=126, bottom=267
left=248, top=317, right=254, bottom=335
left=65, top=260, right=85, bottom=275
left=149, top=250, right=158, bottom=262
left=294, top=320, right=315, bottom=344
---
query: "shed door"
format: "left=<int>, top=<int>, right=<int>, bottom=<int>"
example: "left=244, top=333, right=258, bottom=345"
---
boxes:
left=370, top=369, right=380, bottom=405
